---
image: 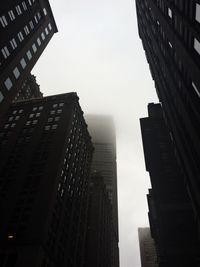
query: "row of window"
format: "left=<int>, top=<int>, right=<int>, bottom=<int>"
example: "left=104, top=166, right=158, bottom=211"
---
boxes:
left=0, top=23, right=52, bottom=103
left=0, top=0, right=36, bottom=28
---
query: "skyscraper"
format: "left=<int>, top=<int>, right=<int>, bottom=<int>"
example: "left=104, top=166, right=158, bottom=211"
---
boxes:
left=138, top=227, right=158, bottom=267
left=13, top=73, right=43, bottom=102
left=85, top=115, right=119, bottom=267
left=140, top=103, right=200, bottom=266
left=0, top=92, right=93, bottom=267
left=135, top=0, right=200, bottom=222
left=0, top=0, right=57, bottom=114
left=84, top=173, right=113, bottom=267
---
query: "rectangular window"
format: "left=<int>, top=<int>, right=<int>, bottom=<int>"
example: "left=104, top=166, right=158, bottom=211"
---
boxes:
left=34, top=15, right=38, bottom=24
left=0, top=16, right=8, bottom=27
left=28, top=0, right=32, bottom=6
left=192, top=82, right=200, bottom=98
left=22, top=1, right=27, bottom=10
left=4, top=78, right=13, bottom=90
left=13, top=67, right=20, bottom=79
left=37, top=37, right=41, bottom=46
left=20, top=58, right=26, bottom=69
left=18, top=32, right=24, bottom=42
left=1, top=46, right=10, bottom=58
left=26, top=50, right=32, bottom=60
left=0, top=92, right=4, bottom=102
left=48, top=23, right=52, bottom=30
left=16, top=5, right=22, bottom=15
left=194, top=38, right=200, bottom=55
left=168, top=7, right=172, bottom=18
left=24, top=25, right=30, bottom=35
left=32, top=43, right=37, bottom=53
left=43, top=8, right=47, bottom=16
left=37, top=12, right=41, bottom=19
left=41, top=32, right=45, bottom=40
left=45, top=28, right=49, bottom=35
left=29, top=20, right=34, bottom=29
left=195, top=3, right=200, bottom=23
left=10, top=38, right=17, bottom=50
left=8, top=10, right=15, bottom=21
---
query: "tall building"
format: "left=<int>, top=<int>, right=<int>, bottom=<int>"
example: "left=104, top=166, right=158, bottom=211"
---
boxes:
left=13, top=73, right=43, bottom=102
left=140, top=103, right=200, bottom=267
left=138, top=227, right=158, bottom=267
left=85, top=115, right=119, bottom=267
left=84, top=173, right=113, bottom=267
left=0, top=0, right=57, bottom=114
left=135, top=0, right=200, bottom=222
left=0, top=93, right=93, bottom=267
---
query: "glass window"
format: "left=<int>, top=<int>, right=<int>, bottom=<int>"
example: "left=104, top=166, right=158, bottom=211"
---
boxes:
left=192, top=82, right=200, bottom=98
left=26, top=50, right=32, bottom=60
left=37, top=37, right=41, bottom=46
left=29, top=114, right=34, bottom=118
left=0, top=92, right=4, bottom=103
left=16, top=5, right=22, bottom=15
left=18, top=32, right=24, bottom=42
left=45, top=27, right=49, bottom=35
left=10, top=38, right=17, bottom=50
left=8, top=10, right=15, bottom=21
left=196, top=3, right=200, bottom=23
left=24, top=25, right=30, bottom=35
left=34, top=15, right=38, bottom=23
left=28, top=0, right=32, bottom=6
left=22, top=1, right=27, bottom=10
left=0, top=16, right=8, bottom=27
left=45, top=125, right=50, bottom=130
left=32, top=107, right=37, bottom=111
left=194, top=38, right=200, bottom=55
left=168, top=8, right=172, bottom=18
left=38, top=106, right=43, bottom=110
left=32, top=43, right=37, bottom=53
left=43, top=8, right=47, bottom=16
left=20, top=58, right=27, bottom=69
left=29, top=20, right=34, bottom=29
left=41, top=32, right=45, bottom=40
left=1, top=46, right=10, bottom=58
left=48, top=23, right=52, bottom=30
left=4, top=78, right=13, bottom=90
left=13, top=67, right=20, bottom=79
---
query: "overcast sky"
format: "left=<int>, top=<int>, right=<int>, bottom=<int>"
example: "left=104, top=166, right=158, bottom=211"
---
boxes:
left=33, top=0, right=158, bottom=266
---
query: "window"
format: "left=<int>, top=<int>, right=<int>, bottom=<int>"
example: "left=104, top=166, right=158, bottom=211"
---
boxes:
left=194, top=38, right=200, bottom=55
left=0, top=16, right=8, bottom=27
left=22, top=1, right=27, bottom=10
left=29, top=20, right=34, bottom=29
left=16, top=5, right=22, bottom=15
left=26, top=50, right=32, bottom=60
left=34, top=15, right=38, bottom=24
left=10, top=38, right=17, bottom=50
left=0, top=92, right=4, bottom=102
left=168, top=7, right=172, bottom=18
left=41, top=32, right=45, bottom=40
left=48, top=118, right=53, bottom=122
left=43, top=8, right=47, bottom=16
left=48, top=23, right=52, bottom=30
left=24, top=25, right=30, bottom=35
left=18, top=32, right=24, bottom=42
left=1, top=46, right=10, bottom=58
left=37, top=12, right=41, bottom=19
left=4, top=78, right=13, bottom=90
left=32, top=43, right=37, bottom=53
left=192, top=82, right=200, bottom=98
left=37, top=37, right=41, bottom=46
left=20, top=58, right=27, bottom=69
left=45, top=28, right=49, bottom=35
left=8, top=10, right=15, bottom=21
left=196, top=3, right=200, bottom=23
left=13, top=67, right=20, bottom=79
left=28, top=0, right=32, bottom=6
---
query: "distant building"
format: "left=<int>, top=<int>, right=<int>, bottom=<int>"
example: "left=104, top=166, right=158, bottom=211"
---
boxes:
left=0, top=0, right=57, bottom=114
left=84, top=172, right=113, bottom=267
left=13, top=73, right=43, bottom=102
left=138, top=227, right=158, bottom=267
left=0, top=93, right=93, bottom=267
left=136, top=0, right=200, bottom=223
left=85, top=115, right=119, bottom=267
left=140, top=103, right=200, bottom=266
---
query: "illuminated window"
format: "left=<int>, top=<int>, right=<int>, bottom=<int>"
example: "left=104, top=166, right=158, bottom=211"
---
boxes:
left=8, top=10, right=15, bottom=21
left=45, top=27, right=49, bottom=35
left=13, top=67, right=20, bottom=79
left=37, top=37, right=41, bottom=46
left=0, top=16, right=8, bottom=27
left=192, top=82, right=200, bottom=98
left=41, top=32, right=45, bottom=40
left=43, top=8, right=47, bottom=16
left=28, top=0, right=32, bottom=6
left=1, top=46, right=10, bottom=58
left=20, top=58, right=27, bottom=69
left=32, top=43, right=37, bottom=53
left=4, top=78, right=13, bottom=90
left=168, top=8, right=172, bottom=18
left=26, top=50, right=32, bottom=60
left=29, top=20, right=34, bottom=29
left=194, top=38, right=200, bottom=55
left=8, top=234, right=14, bottom=240
left=16, top=5, right=22, bottom=15
left=24, top=25, right=30, bottom=35
left=48, top=23, right=52, bottom=30
left=196, top=3, right=200, bottom=23
left=18, top=31, right=24, bottom=42
left=34, top=15, right=38, bottom=23
left=22, top=1, right=27, bottom=10
left=10, top=38, right=17, bottom=50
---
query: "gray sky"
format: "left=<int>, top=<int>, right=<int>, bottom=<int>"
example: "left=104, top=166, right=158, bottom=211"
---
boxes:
left=33, top=0, right=158, bottom=266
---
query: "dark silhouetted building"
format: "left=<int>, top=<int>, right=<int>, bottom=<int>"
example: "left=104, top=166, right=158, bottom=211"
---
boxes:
left=13, top=73, right=43, bottom=102
left=140, top=103, right=200, bottom=267
left=138, top=227, right=158, bottom=267
left=0, top=0, right=57, bottom=114
left=136, top=0, right=200, bottom=222
left=84, top=173, right=113, bottom=267
left=0, top=93, right=93, bottom=267
left=85, top=115, right=119, bottom=267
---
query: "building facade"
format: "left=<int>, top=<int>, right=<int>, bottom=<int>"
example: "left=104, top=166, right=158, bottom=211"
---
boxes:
left=84, top=173, right=113, bottom=267
left=0, top=93, right=93, bottom=267
left=138, top=227, right=158, bottom=267
left=13, top=73, right=43, bottom=102
left=85, top=115, right=119, bottom=267
left=0, top=0, right=57, bottom=114
left=140, top=103, right=200, bottom=267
